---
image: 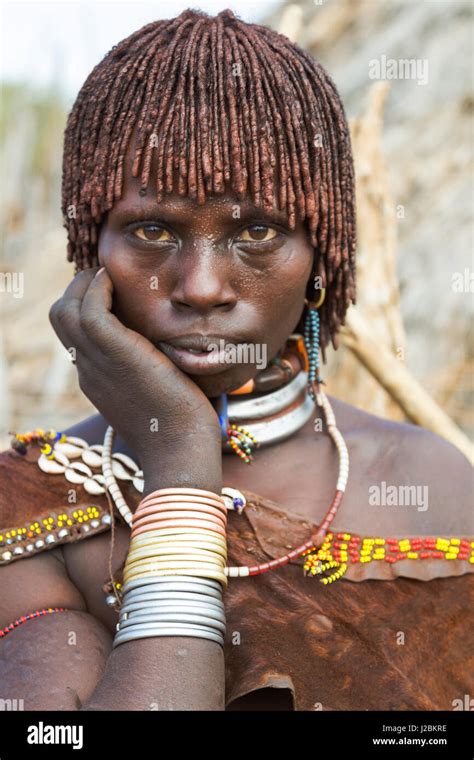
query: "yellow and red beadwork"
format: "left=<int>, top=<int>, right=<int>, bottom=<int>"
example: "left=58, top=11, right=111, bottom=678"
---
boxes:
left=303, top=532, right=474, bottom=584
left=0, top=506, right=110, bottom=564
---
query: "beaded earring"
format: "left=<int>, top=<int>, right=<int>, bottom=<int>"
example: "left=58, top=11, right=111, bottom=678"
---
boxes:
left=303, top=287, right=326, bottom=401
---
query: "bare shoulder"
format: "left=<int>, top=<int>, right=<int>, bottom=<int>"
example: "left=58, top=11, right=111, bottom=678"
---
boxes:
left=328, top=395, right=473, bottom=534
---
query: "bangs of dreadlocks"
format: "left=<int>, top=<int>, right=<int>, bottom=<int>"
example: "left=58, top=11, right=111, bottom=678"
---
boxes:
left=61, top=8, right=356, bottom=352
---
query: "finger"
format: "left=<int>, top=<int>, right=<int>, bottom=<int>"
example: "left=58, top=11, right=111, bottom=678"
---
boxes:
left=49, top=268, right=100, bottom=350
left=61, top=267, right=101, bottom=307
left=79, top=267, right=131, bottom=350
left=49, top=267, right=100, bottom=326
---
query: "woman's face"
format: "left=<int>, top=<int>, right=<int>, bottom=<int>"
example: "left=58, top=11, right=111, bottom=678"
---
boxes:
left=98, top=150, right=314, bottom=399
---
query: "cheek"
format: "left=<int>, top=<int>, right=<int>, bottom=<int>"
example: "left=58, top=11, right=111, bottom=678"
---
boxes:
left=239, top=249, right=312, bottom=363
left=98, top=228, right=156, bottom=335
left=258, top=243, right=314, bottom=330
left=98, top=226, right=133, bottom=275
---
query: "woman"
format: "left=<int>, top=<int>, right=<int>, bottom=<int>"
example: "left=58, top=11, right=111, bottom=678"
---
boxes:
left=0, top=9, right=472, bottom=712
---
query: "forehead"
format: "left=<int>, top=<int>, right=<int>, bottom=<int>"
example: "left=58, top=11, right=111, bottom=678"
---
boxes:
left=108, top=128, right=294, bottom=227
left=111, top=183, right=293, bottom=227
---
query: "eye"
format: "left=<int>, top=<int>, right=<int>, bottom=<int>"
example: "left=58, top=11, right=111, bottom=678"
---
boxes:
left=132, top=225, right=174, bottom=243
left=238, top=225, right=278, bottom=243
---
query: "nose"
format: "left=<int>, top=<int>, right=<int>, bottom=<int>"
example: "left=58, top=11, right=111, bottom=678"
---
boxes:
left=170, top=240, right=237, bottom=314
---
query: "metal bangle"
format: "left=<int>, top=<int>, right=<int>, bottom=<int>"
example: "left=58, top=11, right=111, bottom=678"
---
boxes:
left=119, top=598, right=225, bottom=615
left=124, top=556, right=226, bottom=569
left=126, top=544, right=228, bottom=563
left=119, top=604, right=226, bottom=628
left=113, top=623, right=224, bottom=648
left=125, top=547, right=227, bottom=566
left=120, top=601, right=225, bottom=620
left=140, top=486, right=225, bottom=502
left=117, top=612, right=226, bottom=633
left=121, top=586, right=225, bottom=603
left=121, top=576, right=223, bottom=597
left=129, top=526, right=227, bottom=548
left=121, top=584, right=224, bottom=601
left=123, top=560, right=226, bottom=577
left=132, top=510, right=227, bottom=529
left=124, top=562, right=227, bottom=579
left=136, top=504, right=225, bottom=521
left=123, top=565, right=228, bottom=586
left=127, top=528, right=227, bottom=548
left=120, top=596, right=224, bottom=616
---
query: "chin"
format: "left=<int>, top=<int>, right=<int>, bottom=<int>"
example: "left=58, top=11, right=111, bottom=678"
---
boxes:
left=190, top=369, right=255, bottom=399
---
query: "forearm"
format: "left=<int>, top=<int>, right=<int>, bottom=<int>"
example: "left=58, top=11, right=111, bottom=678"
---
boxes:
left=141, top=428, right=223, bottom=493
left=82, top=436, right=226, bottom=711
left=80, top=633, right=225, bottom=711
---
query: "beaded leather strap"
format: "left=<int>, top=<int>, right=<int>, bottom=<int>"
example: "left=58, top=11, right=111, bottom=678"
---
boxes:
left=303, top=533, right=474, bottom=584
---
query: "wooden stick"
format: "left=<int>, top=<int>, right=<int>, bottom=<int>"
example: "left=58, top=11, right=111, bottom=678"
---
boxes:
left=339, top=308, right=474, bottom=465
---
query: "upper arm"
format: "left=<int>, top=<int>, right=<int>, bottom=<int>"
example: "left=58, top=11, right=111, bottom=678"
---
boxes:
left=0, top=550, right=113, bottom=710
left=0, top=547, right=86, bottom=629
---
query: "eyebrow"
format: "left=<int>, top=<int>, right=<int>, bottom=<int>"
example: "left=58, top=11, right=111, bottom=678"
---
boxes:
left=110, top=199, right=291, bottom=227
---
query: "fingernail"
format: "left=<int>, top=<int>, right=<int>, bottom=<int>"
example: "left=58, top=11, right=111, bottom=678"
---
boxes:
left=96, top=267, right=105, bottom=276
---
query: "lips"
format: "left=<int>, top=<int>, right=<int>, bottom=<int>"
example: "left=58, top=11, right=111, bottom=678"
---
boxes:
left=156, top=334, right=241, bottom=375
left=162, top=334, right=235, bottom=351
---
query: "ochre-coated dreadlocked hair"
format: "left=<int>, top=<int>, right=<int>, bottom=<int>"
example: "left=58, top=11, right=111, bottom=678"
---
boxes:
left=61, top=8, right=356, bottom=351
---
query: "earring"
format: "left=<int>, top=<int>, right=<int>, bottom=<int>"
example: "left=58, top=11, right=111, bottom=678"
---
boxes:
left=303, top=287, right=325, bottom=399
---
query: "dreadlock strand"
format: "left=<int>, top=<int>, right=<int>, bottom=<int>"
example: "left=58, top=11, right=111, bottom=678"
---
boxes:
left=224, top=27, right=248, bottom=197
left=237, top=28, right=276, bottom=214
left=216, top=16, right=230, bottom=188
left=222, top=27, right=251, bottom=194
left=233, top=30, right=261, bottom=207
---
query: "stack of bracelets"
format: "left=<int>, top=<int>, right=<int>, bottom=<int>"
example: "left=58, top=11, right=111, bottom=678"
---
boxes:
left=114, top=486, right=228, bottom=648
